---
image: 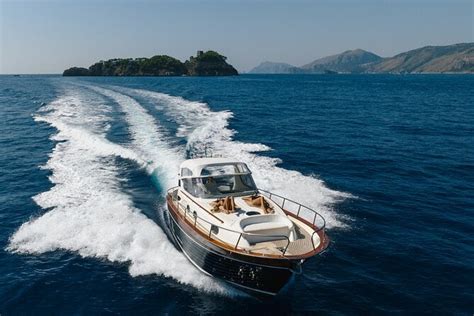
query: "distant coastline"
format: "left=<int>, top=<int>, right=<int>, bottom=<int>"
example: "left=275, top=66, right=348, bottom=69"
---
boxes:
left=63, top=50, right=238, bottom=77
left=249, top=43, right=474, bottom=74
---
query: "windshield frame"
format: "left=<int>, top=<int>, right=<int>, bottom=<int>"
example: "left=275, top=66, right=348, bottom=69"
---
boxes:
left=181, top=173, right=258, bottom=199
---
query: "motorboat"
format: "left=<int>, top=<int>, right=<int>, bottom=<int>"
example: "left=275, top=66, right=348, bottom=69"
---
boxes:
left=166, top=158, right=328, bottom=296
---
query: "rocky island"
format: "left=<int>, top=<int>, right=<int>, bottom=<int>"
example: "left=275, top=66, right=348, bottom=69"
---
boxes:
left=63, top=50, right=238, bottom=76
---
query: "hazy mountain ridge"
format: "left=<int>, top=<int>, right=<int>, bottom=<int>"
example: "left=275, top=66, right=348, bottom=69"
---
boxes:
left=301, top=49, right=382, bottom=73
left=365, top=43, right=474, bottom=73
left=249, top=43, right=474, bottom=74
left=248, top=61, right=300, bottom=74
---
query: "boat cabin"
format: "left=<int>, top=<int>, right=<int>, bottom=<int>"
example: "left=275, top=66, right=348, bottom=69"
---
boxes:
left=179, top=158, right=258, bottom=199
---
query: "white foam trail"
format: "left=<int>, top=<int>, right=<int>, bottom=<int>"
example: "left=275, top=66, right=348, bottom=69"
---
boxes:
left=87, top=86, right=183, bottom=191
left=7, top=87, right=227, bottom=294
left=124, top=88, right=351, bottom=228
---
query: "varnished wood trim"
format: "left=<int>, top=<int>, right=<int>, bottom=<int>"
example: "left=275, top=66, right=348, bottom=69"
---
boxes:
left=169, top=207, right=292, bottom=270
left=167, top=193, right=328, bottom=260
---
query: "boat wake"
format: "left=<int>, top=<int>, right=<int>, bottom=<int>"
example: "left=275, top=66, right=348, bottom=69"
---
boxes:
left=6, top=85, right=226, bottom=294
left=122, top=86, right=351, bottom=227
left=7, top=81, right=350, bottom=295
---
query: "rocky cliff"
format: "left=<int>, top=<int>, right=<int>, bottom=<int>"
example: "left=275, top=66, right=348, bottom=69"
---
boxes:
left=185, top=51, right=238, bottom=76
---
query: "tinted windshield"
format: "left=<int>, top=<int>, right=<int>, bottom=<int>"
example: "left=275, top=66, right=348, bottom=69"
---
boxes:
left=200, top=163, right=250, bottom=176
left=182, top=174, right=257, bottom=198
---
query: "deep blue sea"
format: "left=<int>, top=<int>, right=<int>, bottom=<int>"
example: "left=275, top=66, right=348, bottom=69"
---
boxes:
left=0, top=74, right=473, bottom=314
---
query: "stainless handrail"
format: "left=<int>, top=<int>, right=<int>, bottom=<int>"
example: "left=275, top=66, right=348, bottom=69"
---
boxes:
left=257, top=188, right=326, bottom=232
left=167, top=187, right=291, bottom=256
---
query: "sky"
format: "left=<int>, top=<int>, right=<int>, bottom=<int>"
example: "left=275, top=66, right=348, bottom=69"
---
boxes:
left=0, top=0, right=472, bottom=74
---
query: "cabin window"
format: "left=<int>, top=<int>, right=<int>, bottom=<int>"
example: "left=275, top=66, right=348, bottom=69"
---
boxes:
left=182, top=178, right=197, bottom=196
left=181, top=174, right=257, bottom=198
left=181, top=168, right=193, bottom=177
left=235, top=163, right=250, bottom=173
left=240, top=174, right=256, bottom=190
left=200, top=163, right=250, bottom=176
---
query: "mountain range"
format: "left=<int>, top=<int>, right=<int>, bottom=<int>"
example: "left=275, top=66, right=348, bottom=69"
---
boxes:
left=249, top=43, right=473, bottom=74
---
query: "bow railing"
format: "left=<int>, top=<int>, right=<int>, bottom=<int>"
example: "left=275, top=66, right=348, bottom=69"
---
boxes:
left=257, top=189, right=327, bottom=250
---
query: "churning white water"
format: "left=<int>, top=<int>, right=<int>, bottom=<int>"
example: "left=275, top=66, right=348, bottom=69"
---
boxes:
left=8, top=82, right=349, bottom=295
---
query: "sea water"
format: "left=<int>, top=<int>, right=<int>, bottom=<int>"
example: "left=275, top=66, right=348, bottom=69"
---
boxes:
left=0, top=74, right=472, bottom=314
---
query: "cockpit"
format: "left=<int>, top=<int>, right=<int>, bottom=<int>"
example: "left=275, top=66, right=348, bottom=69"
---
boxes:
left=179, top=163, right=257, bottom=198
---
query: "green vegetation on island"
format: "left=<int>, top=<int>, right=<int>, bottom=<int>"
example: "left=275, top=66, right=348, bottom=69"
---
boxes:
left=63, top=51, right=238, bottom=77
left=185, top=51, right=238, bottom=76
left=63, top=67, right=92, bottom=76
